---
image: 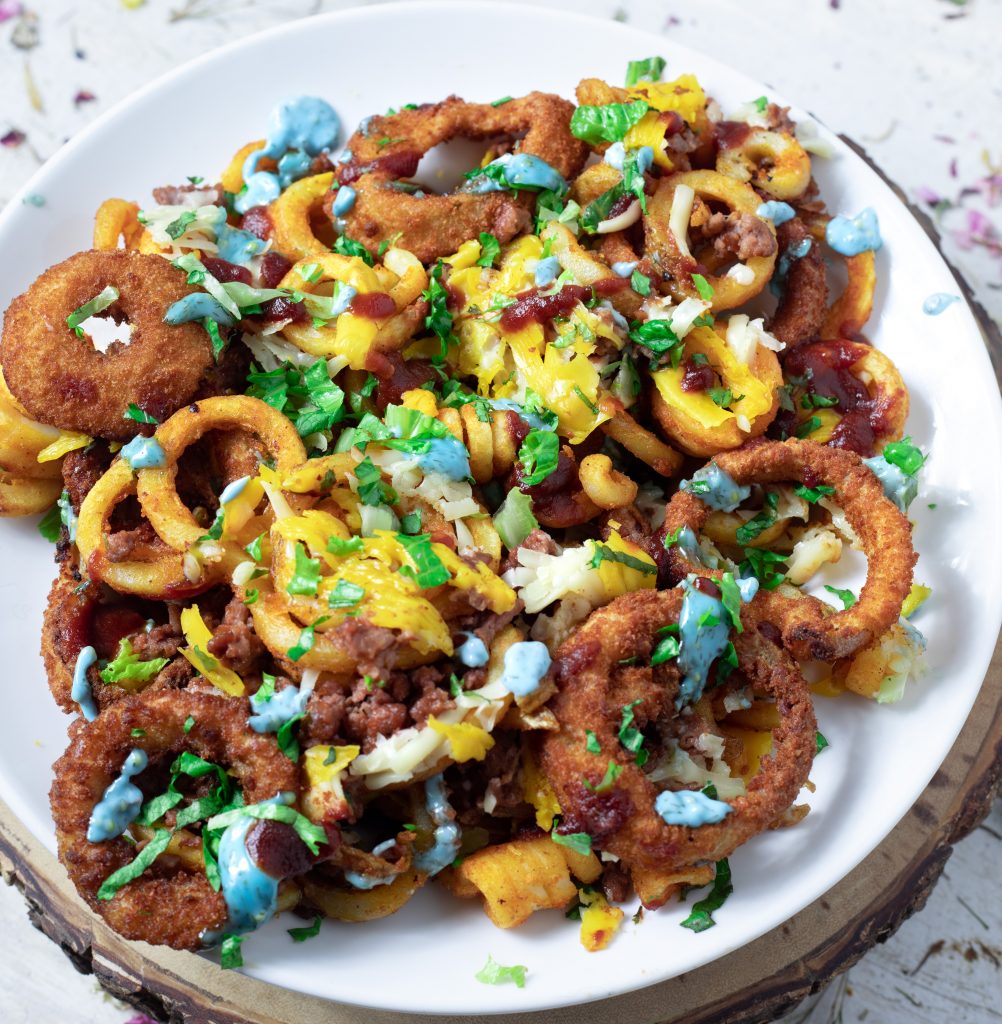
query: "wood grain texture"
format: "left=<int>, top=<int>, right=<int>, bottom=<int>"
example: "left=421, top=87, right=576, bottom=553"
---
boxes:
left=1, top=140, right=1000, bottom=1024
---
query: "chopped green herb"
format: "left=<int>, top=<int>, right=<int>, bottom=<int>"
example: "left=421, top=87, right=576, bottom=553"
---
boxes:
left=203, top=317, right=226, bottom=361
left=328, top=579, right=365, bottom=609
left=800, top=392, right=839, bottom=410
left=630, top=269, right=651, bottom=296
left=183, top=715, right=196, bottom=734
left=287, top=916, right=323, bottom=942
left=245, top=532, right=265, bottom=562
left=551, top=831, right=593, bottom=856
left=795, top=416, right=822, bottom=439
left=207, top=802, right=328, bottom=855
left=97, top=828, right=173, bottom=899
left=422, top=260, right=458, bottom=363
left=625, top=55, right=666, bottom=87
left=584, top=760, right=623, bottom=793
left=399, top=509, right=423, bottom=534
left=735, top=491, right=779, bottom=545
left=816, top=731, right=830, bottom=755
left=738, top=548, right=787, bottom=590
left=824, top=585, right=857, bottom=609
left=165, top=210, right=197, bottom=240
left=67, top=285, right=119, bottom=331
left=475, top=954, right=526, bottom=988
left=691, top=274, right=714, bottom=301
left=617, top=699, right=648, bottom=766
left=707, top=388, right=737, bottom=408
left=718, top=573, right=745, bottom=633
left=589, top=542, right=656, bottom=576
left=131, top=728, right=146, bottom=738
left=286, top=542, right=322, bottom=597
left=493, top=487, right=539, bottom=549
left=794, top=483, right=835, bottom=503
left=490, top=96, right=514, bottom=108
left=37, top=503, right=61, bottom=543
left=124, top=403, right=158, bottom=425
left=585, top=730, right=601, bottom=754
left=882, top=436, right=926, bottom=477
left=753, top=96, right=768, bottom=113
left=288, top=616, right=330, bottom=662
left=572, top=384, right=599, bottom=415
left=333, top=234, right=374, bottom=266
left=680, top=858, right=732, bottom=932
left=651, top=633, right=680, bottom=665
left=220, top=934, right=244, bottom=970
left=354, top=456, right=397, bottom=506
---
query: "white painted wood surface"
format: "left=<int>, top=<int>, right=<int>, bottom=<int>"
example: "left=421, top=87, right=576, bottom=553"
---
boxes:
left=1, top=0, right=1000, bottom=1021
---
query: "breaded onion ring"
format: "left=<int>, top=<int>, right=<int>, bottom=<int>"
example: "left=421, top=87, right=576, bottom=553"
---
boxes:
left=664, top=440, right=916, bottom=661
left=540, top=590, right=815, bottom=882
left=49, top=690, right=299, bottom=949
left=0, top=251, right=213, bottom=441
left=329, top=93, right=588, bottom=263
left=767, top=217, right=828, bottom=349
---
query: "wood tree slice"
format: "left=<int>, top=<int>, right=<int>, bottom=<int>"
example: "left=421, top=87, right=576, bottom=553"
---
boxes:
left=2, top=138, right=1001, bottom=1024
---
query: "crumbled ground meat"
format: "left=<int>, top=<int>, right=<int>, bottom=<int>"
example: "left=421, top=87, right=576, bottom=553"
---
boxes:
left=764, top=102, right=797, bottom=135
left=206, top=595, right=266, bottom=675
left=149, top=657, right=195, bottom=690
left=500, top=528, right=558, bottom=574
left=302, top=665, right=455, bottom=752
left=451, top=729, right=528, bottom=825
left=104, top=522, right=159, bottom=563
left=600, top=860, right=632, bottom=904
left=131, top=619, right=183, bottom=661
left=337, top=619, right=402, bottom=680
left=702, top=210, right=778, bottom=260
left=151, top=182, right=225, bottom=206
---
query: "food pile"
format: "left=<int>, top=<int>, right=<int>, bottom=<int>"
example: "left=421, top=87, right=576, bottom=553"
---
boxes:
left=0, top=57, right=928, bottom=971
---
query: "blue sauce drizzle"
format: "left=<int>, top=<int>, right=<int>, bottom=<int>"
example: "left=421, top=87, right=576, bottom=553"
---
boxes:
left=611, top=260, right=639, bottom=278
left=332, top=186, right=357, bottom=217
left=204, top=794, right=294, bottom=944
left=236, top=96, right=341, bottom=214
left=87, top=749, right=149, bottom=842
left=248, top=684, right=309, bottom=734
left=826, top=207, right=882, bottom=256
left=863, top=454, right=918, bottom=512
left=23, top=193, right=46, bottom=208
left=219, top=475, right=250, bottom=505
left=58, top=489, right=78, bottom=544
left=499, top=641, right=551, bottom=698
left=681, top=463, right=751, bottom=512
left=677, top=575, right=759, bottom=708
left=486, top=398, right=554, bottom=433
left=121, top=435, right=167, bottom=471
left=922, top=292, right=960, bottom=315
left=164, top=293, right=236, bottom=327
left=412, top=775, right=461, bottom=877
left=464, top=153, right=567, bottom=194
left=756, top=200, right=795, bottom=226
left=216, top=223, right=266, bottom=267
left=415, top=436, right=471, bottom=481
left=674, top=526, right=720, bottom=570
left=655, top=789, right=732, bottom=827
left=344, top=838, right=397, bottom=890
left=533, top=256, right=561, bottom=287
left=71, top=646, right=99, bottom=721
left=457, top=634, right=489, bottom=668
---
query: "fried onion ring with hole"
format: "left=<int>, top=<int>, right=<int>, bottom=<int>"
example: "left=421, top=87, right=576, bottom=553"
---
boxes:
left=715, top=128, right=812, bottom=201
left=821, top=249, right=877, bottom=340
left=649, top=323, right=782, bottom=456
left=539, top=589, right=815, bottom=882
left=49, top=690, right=299, bottom=949
left=644, top=171, right=777, bottom=311
left=77, top=458, right=211, bottom=600
left=767, top=217, right=829, bottom=350
left=600, top=403, right=684, bottom=477
left=268, top=172, right=337, bottom=260
left=774, top=339, right=908, bottom=455
left=329, top=93, right=588, bottom=263
left=663, top=440, right=915, bottom=661
left=135, top=396, right=305, bottom=552
left=92, top=199, right=144, bottom=251
left=0, top=251, right=213, bottom=441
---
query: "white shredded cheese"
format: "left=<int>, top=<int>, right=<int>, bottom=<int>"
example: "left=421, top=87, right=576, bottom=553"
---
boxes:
left=726, top=263, right=756, bottom=286
left=668, top=184, right=696, bottom=259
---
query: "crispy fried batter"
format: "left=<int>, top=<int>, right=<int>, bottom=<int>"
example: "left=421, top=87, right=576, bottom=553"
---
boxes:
left=330, top=93, right=588, bottom=263
left=1, top=250, right=212, bottom=440
left=49, top=690, right=298, bottom=949
left=664, top=440, right=916, bottom=660
left=540, top=590, right=815, bottom=881
left=768, top=218, right=828, bottom=349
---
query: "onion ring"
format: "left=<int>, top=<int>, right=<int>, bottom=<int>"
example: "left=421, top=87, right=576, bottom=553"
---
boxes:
left=329, top=93, right=588, bottom=263
left=49, top=690, right=299, bottom=949
left=663, top=439, right=916, bottom=661
left=539, top=589, right=815, bottom=884
left=767, top=217, right=829, bottom=349
left=0, top=250, right=213, bottom=441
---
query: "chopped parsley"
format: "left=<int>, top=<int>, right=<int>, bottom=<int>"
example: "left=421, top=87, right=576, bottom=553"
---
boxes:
left=570, top=100, right=650, bottom=145
left=551, top=831, right=593, bottom=856
left=583, top=760, right=623, bottom=793
left=718, top=573, right=745, bottom=632
left=585, top=730, right=601, bottom=754
left=327, top=535, right=364, bottom=557
left=328, top=579, right=365, bottom=609
left=572, top=384, right=599, bottom=415
left=396, top=532, right=451, bottom=588
left=124, top=403, right=158, bottom=425
left=66, top=285, right=119, bottom=333
left=333, top=234, right=373, bottom=266
left=630, top=269, right=651, bottom=296
left=738, top=548, right=787, bottom=590
left=99, top=638, right=169, bottom=685
left=288, top=616, right=330, bottom=662
left=795, top=415, right=822, bottom=439
left=97, top=829, right=173, bottom=899
left=816, top=731, right=830, bottom=755
left=680, top=858, right=733, bottom=932
left=37, top=503, right=61, bottom=542
left=882, top=436, right=926, bottom=477
left=287, top=916, right=323, bottom=942
left=824, top=585, right=857, bottom=609
left=691, top=273, right=714, bottom=301
left=422, top=260, right=458, bottom=363
left=618, top=699, right=649, bottom=766
left=589, top=542, right=656, bottom=576
left=220, top=934, right=245, bottom=970
left=734, top=491, right=779, bottom=545
left=286, top=542, right=322, bottom=597
left=581, top=148, right=648, bottom=233
left=476, top=231, right=501, bottom=268
left=794, top=483, right=835, bottom=503
left=354, top=456, right=397, bottom=506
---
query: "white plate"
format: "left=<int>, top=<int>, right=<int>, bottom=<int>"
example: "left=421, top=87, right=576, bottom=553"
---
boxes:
left=1, top=1, right=1000, bottom=1015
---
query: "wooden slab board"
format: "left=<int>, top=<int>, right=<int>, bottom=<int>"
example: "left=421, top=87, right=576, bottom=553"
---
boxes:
left=2, top=138, right=1000, bottom=1024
